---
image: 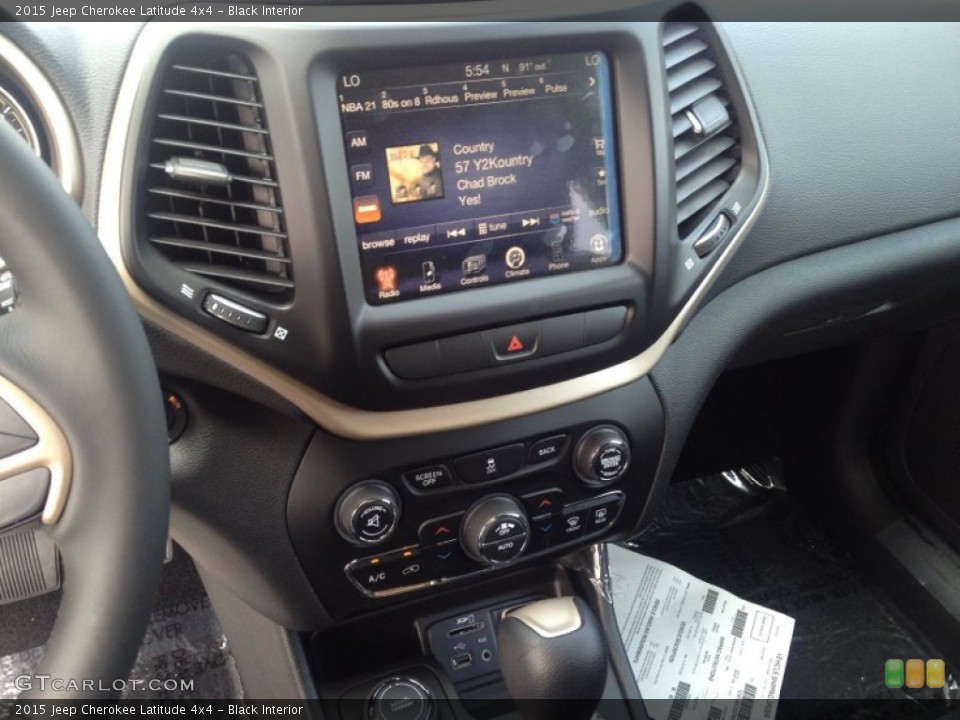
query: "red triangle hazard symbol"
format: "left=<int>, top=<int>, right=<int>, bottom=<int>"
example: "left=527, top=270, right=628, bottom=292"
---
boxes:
left=507, top=335, right=525, bottom=353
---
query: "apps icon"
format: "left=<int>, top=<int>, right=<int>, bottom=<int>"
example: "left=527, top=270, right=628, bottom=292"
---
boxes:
left=374, top=265, right=398, bottom=293
left=505, top=246, right=526, bottom=270
left=590, top=233, right=610, bottom=255
left=422, top=261, right=436, bottom=284
left=462, top=255, right=486, bottom=276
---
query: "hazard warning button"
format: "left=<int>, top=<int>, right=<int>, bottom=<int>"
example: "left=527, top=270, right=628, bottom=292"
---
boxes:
left=486, top=322, right=541, bottom=363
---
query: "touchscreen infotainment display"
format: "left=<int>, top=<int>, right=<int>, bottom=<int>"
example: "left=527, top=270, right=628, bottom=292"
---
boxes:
left=337, top=51, right=622, bottom=305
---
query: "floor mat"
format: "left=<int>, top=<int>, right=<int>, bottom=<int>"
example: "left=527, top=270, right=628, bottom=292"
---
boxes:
left=625, top=467, right=960, bottom=700
left=0, top=546, right=242, bottom=699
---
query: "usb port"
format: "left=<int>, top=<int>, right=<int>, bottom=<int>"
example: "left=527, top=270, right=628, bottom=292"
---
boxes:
left=447, top=621, right=485, bottom=638
left=451, top=652, right=474, bottom=670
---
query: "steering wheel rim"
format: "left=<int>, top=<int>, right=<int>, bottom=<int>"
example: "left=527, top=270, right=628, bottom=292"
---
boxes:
left=0, top=124, right=169, bottom=698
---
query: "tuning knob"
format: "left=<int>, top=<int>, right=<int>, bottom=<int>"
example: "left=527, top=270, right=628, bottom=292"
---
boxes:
left=335, top=480, right=400, bottom=547
left=460, top=495, right=530, bottom=566
left=573, top=425, right=631, bottom=486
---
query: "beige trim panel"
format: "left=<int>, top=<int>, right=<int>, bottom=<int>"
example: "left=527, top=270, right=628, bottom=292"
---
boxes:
left=0, top=375, right=72, bottom=524
left=98, top=22, right=768, bottom=441
left=0, top=33, right=83, bottom=202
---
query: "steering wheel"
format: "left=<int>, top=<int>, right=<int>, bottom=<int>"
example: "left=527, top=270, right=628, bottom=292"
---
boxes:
left=0, top=124, right=169, bottom=697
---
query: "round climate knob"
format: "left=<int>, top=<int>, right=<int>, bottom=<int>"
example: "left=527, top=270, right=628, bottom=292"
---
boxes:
left=574, top=426, right=631, bottom=486
left=461, top=495, right=530, bottom=566
left=368, top=677, right=434, bottom=720
left=335, top=480, right=400, bottom=546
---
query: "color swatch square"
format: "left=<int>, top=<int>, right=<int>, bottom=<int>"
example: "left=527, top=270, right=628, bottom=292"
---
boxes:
left=927, top=659, right=945, bottom=689
left=885, top=659, right=904, bottom=688
left=905, top=659, right=925, bottom=689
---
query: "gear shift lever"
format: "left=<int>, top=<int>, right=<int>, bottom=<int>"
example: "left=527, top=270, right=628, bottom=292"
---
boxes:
left=496, top=596, right=608, bottom=719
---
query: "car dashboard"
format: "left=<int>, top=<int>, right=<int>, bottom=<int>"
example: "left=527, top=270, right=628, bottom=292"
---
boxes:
left=1, top=9, right=960, bottom=708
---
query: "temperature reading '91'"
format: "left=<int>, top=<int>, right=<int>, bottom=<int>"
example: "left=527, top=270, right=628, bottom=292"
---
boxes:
left=464, top=63, right=490, bottom=78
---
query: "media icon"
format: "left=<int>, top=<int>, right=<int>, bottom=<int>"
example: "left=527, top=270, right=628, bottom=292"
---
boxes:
left=422, top=261, right=437, bottom=284
left=505, top=246, right=526, bottom=270
left=478, top=222, right=489, bottom=237
left=462, top=255, right=487, bottom=276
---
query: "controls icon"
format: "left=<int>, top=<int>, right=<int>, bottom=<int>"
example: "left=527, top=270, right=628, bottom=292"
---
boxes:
left=462, top=255, right=487, bottom=276
left=520, top=216, right=541, bottom=229
left=505, top=246, right=526, bottom=270
left=485, top=457, right=498, bottom=475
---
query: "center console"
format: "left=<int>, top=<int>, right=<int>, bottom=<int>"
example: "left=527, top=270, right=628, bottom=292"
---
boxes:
left=108, top=15, right=766, bottom=711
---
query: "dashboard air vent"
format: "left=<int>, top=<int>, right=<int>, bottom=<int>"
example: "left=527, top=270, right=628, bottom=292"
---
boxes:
left=143, top=47, right=292, bottom=300
left=663, top=22, right=741, bottom=239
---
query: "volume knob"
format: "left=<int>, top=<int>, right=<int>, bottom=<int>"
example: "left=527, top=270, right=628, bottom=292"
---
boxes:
left=573, top=426, right=631, bottom=486
left=335, top=480, right=401, bottom=547
left=461, top=495, right=530, bottom=566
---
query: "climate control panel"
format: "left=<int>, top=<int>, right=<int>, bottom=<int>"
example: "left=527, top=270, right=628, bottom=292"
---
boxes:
left=333, top=423, right=634, bottom=597
left=345, top=489, right=624, bottom=597
left=287, top=379, right=665, bottom=618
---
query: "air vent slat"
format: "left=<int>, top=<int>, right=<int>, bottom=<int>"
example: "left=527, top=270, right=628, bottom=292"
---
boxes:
left=665, top=38, right=709, bottom=70
left=147, top=211, right=287, bottom=239
left=142, top=47, right=292, bottom=300
left=664, top=21, right=742, bottom=239
left=151, top=237, right=290, bottom=263
left=156, top=113, right=268, bottom=135
left=178, top=264, right=295, bottom=289
left=663, top=23, right=699, bottom=47
left=153, top=138, right=273, bottom=161
left=667, top=57, right=717, bottom=93
left=677, top=180, right=731, bottom=225
left=675, top=136, right=735, bottom=182
left=148, top=187, right=282, bottom=214
left=162, top=89, right=264, bottom=108
left=669, top=77, right=723, bottom=115
left=148, top=164, right=279, bottom=188
left=171, top=64, right=257, bottom=82
left=676, top=157, right=736, bottom=203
